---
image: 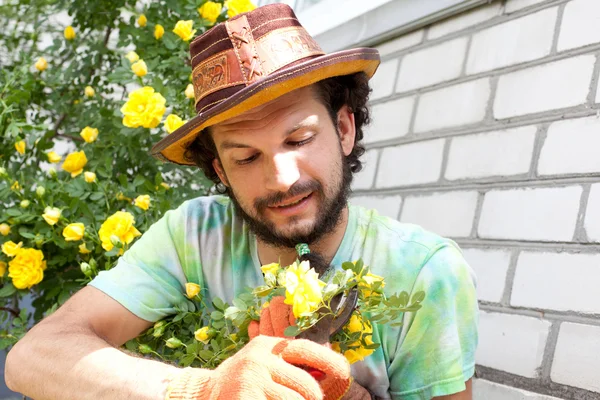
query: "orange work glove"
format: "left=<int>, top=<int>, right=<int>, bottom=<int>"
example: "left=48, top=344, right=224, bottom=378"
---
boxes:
left=165, top=335, right=350, bottom=400
left=248, top=296, right=295, bottom=339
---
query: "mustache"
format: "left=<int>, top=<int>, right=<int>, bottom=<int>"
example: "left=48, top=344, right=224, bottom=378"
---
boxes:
left=254, top=180, right=321, bottom=210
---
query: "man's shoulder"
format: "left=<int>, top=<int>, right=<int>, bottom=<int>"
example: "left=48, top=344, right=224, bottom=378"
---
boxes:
left=169, top=194, right=233, bottom=221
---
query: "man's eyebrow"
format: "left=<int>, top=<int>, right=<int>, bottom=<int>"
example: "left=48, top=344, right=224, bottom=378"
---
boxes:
left=220, top=140, right=252, bottom=150
left=285, top=117, right=319, bottom=136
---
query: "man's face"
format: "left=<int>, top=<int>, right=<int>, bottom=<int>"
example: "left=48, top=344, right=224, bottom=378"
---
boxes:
left=210, top=86, right=356, bottom=248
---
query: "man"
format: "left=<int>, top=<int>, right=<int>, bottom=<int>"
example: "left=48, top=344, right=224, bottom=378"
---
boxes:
left=5, top=3, right=478, bottom=399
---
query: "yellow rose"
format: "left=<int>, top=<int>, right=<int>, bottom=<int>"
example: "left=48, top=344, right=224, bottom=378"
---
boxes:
left=15, top=140, right=26, bottom=155
left=138, top=14, right=147, bottom=27
left=0, top=223, right=10, bottom=236
left=185, top=83, right=195, bottom=99
left=84, top=86, right=95, bottom=97
left=2, top=241, right=23, bottom=257
left=35, top=57, right=48, bottom=72
left=260, top=262, right=280, bottom=276
left=98, top=211, right=141, bottom=253
left=64, top=25, right=76, bottom=40
left=164, top=114, right=185, bottom=134
left=134, top=194, right=151, bottom=211
left=62, top=150, right=88, bottom=177
left=131, top=60, right=147, bottom=77
left=126, top=51, right=139, bottom=63
left=332, top=313, right=375, bottom=364
left=84, top=171, right=96, bottom=183
left=225, top=0, right=256, bottom=18
left=283, top=260, right=325, bottom=318
left=172, top=20, right=196, bottom=42
left=121, top=87, right=166, bottom=129
left=47, top=151, right=62, bottom=163
left=80, top=126, right=99, bottom=143
left=185, top=282, right=201, bottom=299
left=154, top=24, right=164, bottom=40
left=194, top=326, right=210, bottom=343
left=42, top=207, right=62, bottom=226
left=0, top=261, right=6, bottom=277
left=161, top=182, right=170, bottom=190
left=79, top=243, right=92, bottom=254
left=198, top=1, right=223, bottom=24
left=10, top=181, right=20, bottom=191
left=8, top=248, right=46, bottom=289
left=359, top=271, right=386, bottom=298
left=63, top=223, right=85, bottom=241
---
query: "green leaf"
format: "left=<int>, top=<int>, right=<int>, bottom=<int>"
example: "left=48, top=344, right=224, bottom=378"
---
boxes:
left=284, top=325, right=301, bottom=337
left=210, top=311, right=224, bottom=320
left=223, top=306, right=241, bottom=320
left=0, top=283, right=16, bottom=297
left=399, top=291, right=409, bottom=307
left=232, top=298, right=247, bottom=310
left=411, top=291, right=425, bottom=304
left=212, top=297, right=225, bottom=310
left=90, top=192, right=105, bottom=201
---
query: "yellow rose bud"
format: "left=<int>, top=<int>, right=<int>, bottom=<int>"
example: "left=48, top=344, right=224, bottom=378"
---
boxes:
left=63, top=223, right=85, bottom=241
left=134, top=194, right=151, bottom=211
left=161, top=182, right=170, bottom=190
left=121, top=87, right=166, bottom=129
left=137, top=14, right=147, bottom=27
left=47, top=151, right=62, bottom=163
left=1, top=241, right=22, bottom=257
left=131, top=60, right=147, bottom=77
left=154, top=24, right=164, bottom=40
left=185, top=282, right=201, bottom=299
left=198, top=1, right=223, bottom=24
left=84, top=171, right=96, bottom=183
left=8, top=247, right=46, bottom=289
left=80, top=262, right=93, bottom=277
left=0, top=223, right=10, bottom=236
left=166, top=337, right=183, bottom=348
left=62, top=150, right=88, bottom=177
left=185, top=83, right=195, bottom=99
left=35, top=57, right=48, bottom=72
left=0, top=261, right=6, bottom=277
left=80, top=126, right=99, bottom=143
left=79, top=242, right=92, bottom=254
left=15, top=140, right=26, bottom=155
left=10, top=181, right=21, bottom=191
left=164, top=114, right=185, bottom=134
left=125, top=51, right=139, bottom=63
left=84, top=86, right=95, bottom=97
left=64, top=26, right=76, bottom=40
left=48, top=167, right=57, bottom=178
left=260, top=262, right=280, bottom=276
left=194, top=327, right=211, bottom=343
left=172, top=20, right=196, bottom=42
left=225, top=0, right=256, bottom=18
left=98, top=211, right=141, bottom=253
left=36, top=186, right=45, bottom=197
left=42, top=207, right=62, bottom=226
left=19, top=200, right=30, bottom=208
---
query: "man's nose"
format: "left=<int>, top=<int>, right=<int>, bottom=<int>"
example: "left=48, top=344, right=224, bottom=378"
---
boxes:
left=264, top=152, right=300, bottom=192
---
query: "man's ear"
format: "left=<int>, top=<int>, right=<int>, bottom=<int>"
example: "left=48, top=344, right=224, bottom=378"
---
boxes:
left=212, top=158, right=230, bottom=187
left=337, top=105, right=356, bottom=157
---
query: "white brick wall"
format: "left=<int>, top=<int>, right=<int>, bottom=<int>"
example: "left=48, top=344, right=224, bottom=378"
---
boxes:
left=584, top=183, right=600, bottom=242
left=511, top=252, right=600, bottom=313
left=428, top=3, right=502, bottom=40
left=557, top=0, right=600, bottom=52
left=505, top=0, right=549, bottom=13
left=396, top=37, right=468, bottom=92
left=364, top=97, right=414, bottom=143
left=375, top=139, right=444, bottom=188
left=477, top=311, right=551, bottom=378
left=474, top=380, right=563, bottom=400
left=466, top=8, right=556, bottom=75
left=351, top=149, right=378, bottom=191
left=414, top=78, right=490, bottom=132
left=462, top=248, right=511, bottom=303
left=369, top=58, right=399, bottom=101
left=552, top=323, right=600, bottom=392
left=478, top=186, right=582, bottom=241
left=445, top=126, right=537, bottom=180
left=400, top=191, right=478, bottom=237
left=375, top=29, right=424, bottom=57
left=349, top=195, right=402, bottom=220
left=494, top=55, right=595, bottom=119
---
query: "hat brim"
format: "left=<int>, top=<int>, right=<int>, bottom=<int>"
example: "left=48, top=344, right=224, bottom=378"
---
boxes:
left=150, top=48, right=380, bottom=165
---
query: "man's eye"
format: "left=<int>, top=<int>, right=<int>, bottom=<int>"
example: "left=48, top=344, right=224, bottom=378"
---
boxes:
left=235, top=154, right=258, bottom=165
left=288, top=137, right=314, bottom=147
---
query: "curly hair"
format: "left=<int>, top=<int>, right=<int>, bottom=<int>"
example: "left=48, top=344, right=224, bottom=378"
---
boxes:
left=184, top=72, right=372, bottom=186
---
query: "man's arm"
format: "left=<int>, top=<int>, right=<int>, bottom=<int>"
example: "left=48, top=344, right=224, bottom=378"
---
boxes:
left=5, top=286, right=179, bottom=400
left=433, top=378, right=472, bottom=400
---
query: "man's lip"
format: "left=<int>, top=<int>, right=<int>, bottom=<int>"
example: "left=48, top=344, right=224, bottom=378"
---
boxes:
left=268, top=192, right=312, bottom=208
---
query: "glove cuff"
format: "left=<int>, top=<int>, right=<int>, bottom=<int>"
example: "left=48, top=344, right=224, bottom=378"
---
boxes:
left=324, top=376, right=353, bottom=400
left=165, top=367, right=212, bottom=400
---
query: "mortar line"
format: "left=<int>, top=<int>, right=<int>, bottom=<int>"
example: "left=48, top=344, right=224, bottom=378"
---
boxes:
left=540, top=321, right=561, bottom=381
left=469, top=191, right=485, bottom=239
left=550, top=2, right=566, bottom=55
left=528, top=123, right=549, bottom=179
left=456, top=238, right=600, bottom=252
left=460, top=33, right=474, bottom=77
left=406, top=94, right=420, bottom=136
left=500, top=249, right=520, bottom=306
left=573, top=184, right=592, bottom=242
left=484, top=76, right=499, bottom=122
left=587, top=51, right=600, bottom=105
left=479, top=304, right=600, bottom=327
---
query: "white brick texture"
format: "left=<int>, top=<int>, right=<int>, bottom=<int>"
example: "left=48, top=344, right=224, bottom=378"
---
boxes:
left=494, top=55, right=595, bottom=119
left=400, top=191, right=478, bottom=238
left=477, top=311, right=551, bottom=378
left=365, top=97, right=414, bottom=144
left=445, top=126, right=537, bottom=181
left=370, top=59, right=399, bottom=101
left=478, top=186, right=582, bottom=241
left=511, top=252, right=600, bottom=314
left=375, top=29, right=424, bottom=57
left=584, top=183, right=600, bottom=242
left=466, top=8, right=556, bottom=75
left=552, top=323, right=600, bottom=392
left=375, top=139, right=444, bottom=188
left=349, top=195, right=402, bottom=220
left=505, top=0, right=548, bottom=13
left=538, top=116, right=600, bottom=175
left=474, top=379, right=563, bottom=400
left=428, top=3, right=502, bottom=40
left=396, top=38, right=468, bottom=93
left=414, top=78, right=490, bottom=133
left=558, top=0, right=600, bottom=51
left=351, top=149, right=378, bottom=191
left=461, top=248, right=511, bottom=303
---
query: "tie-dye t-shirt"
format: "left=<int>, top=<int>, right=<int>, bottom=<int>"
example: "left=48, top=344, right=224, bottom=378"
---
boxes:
left=89, top=195, right=478, bottom=399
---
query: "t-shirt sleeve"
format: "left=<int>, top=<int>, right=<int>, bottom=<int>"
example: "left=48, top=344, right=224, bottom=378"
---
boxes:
left=88, top=203, right=193, bottom=322
left=387, top=243, right=479, bottom=400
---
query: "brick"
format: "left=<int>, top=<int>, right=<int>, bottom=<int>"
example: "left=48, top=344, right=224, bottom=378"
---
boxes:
left=365, top=96, right=414, bottom=143
left=558, top=0, right=600, bottom=51
left=369, top=59, right=399, bottom=101
left=494, top=55, right=595, bottom=119
left=461, top=249, right=511, bottom=303
left=477, top=311, right=550, bottom=378
left=466, top=8, right=556, bottom=75
left=552, top=323, right=600, bottom=392
left=400, top=191, right=478, bottom=238
left=478, top=186, right=582, bottom=241
left=539, top=116, right=600, bottom=176
left=584, top=183, right=600, bottom=242
left=375, top=29, right=424, bottom=57
left=351, top=149, right=379, bottom=191
left=414, top=78, right=490, bottom=133
left=375, top=139, right=444, bottom=188
left=446, top=126, right=537, bottom=181
left=396, top=37, right=468, bottom=93
left=505, top=0, right=548, bottom=13
left=511, top=252, right=600, bottom=313
left=473, top=379, right=562, bottom=400
left=349, top=195, right=402, bottom=220
left=428, top=3, right=502, bottom=40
